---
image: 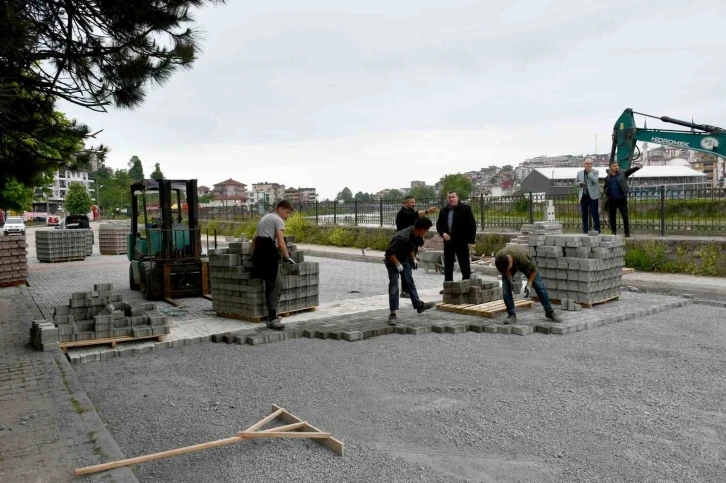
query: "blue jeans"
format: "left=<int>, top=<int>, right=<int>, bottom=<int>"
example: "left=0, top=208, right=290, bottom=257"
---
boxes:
left=502, top=270, right=553, bottom=315
left=580, top=194, right=600, bottom=233
left=386, top=262, right=421, bottom=311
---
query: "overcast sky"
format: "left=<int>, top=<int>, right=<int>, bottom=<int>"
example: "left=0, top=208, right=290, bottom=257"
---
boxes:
left=58, top=0, right=726, bottom=199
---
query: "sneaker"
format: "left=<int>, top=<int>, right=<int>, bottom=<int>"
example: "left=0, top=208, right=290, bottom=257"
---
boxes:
left=545, top=310, right=561, bottom=323
left=417, top=301, right=436, bottom=314
left=388, top=313, right=397, bottom=325
left=503, top=313, right=517, bottom=325
left=266, top=318, right=285, bottom=330
left=401, top=291, right=410, bottom=299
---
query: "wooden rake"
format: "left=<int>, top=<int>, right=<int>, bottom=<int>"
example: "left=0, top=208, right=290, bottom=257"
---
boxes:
left=74, top=405, right=344, bottom=476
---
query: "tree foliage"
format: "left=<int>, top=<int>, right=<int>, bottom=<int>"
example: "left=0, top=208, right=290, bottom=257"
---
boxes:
left=151, top=162, right=164, bottom=180
left=0, top=177, right=36, bottom=212
left=337, top=187, right=353, bottom=202
left=64, top=183, right=93, bottom=214
left=439, top=174, right=474, bottom=200
left=0, top=0, right=223, bottom=205
left=128, top=156, right=144, bottom=181
left=383, top=189, right=403, bottom=201
left=408, top=185, right=436, bottom=200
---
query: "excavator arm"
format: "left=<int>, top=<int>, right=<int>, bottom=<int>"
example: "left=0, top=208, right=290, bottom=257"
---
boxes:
left=610, top=108, right=726, bottom=170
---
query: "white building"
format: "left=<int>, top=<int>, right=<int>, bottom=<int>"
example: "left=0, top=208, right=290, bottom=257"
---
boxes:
left=49, top=169, right=94, bottom=201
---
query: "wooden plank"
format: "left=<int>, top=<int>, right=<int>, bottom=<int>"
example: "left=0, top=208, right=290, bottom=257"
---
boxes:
left=237, top=432, right=332, bottom=439
left=75, top=436, right=246, bottom=475
left=59, top=335, right=164, bottom=353
left=201, top=261, right=210, bottom=295
left=165, top=298, right=181, bottom=307
left=272, top=404, right=345, bottom=457
left=163, top=264, right=172, bottom=300
left=75, top=407, right=305, bottom=476
left=579, top=295, right=619, bottom=309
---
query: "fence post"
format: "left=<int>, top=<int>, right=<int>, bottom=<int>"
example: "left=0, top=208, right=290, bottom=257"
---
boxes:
left=528, top=192, right=534, bottom=224
left=333, top=200, right=337, bottom=225
left=379, top=198, right=384, bottom=227
left=659, top=185, right=666, bottom=237
left=479, top=194, right=484, bottom=230
left=315, top=200, right=319, bottom=225
left=354, top=199, right=358, bottom=226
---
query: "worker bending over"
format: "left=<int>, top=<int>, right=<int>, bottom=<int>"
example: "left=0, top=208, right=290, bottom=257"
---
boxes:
left=494, top=244, right=560, bottom=325
left=385, top=217, right=436, bottom=324
left=251, top=200, right=295, bottom=330
left=395, top=195, right=438, bottom=298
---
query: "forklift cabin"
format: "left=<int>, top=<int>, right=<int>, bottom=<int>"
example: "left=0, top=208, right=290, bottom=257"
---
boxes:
left=127, top=179, right=209, bottom=301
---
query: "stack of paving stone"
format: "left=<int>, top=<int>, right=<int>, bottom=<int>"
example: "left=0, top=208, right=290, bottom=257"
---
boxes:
left=99, top=223, right=130, bottom=255
left=209, top=235, right=319, bottom=318
left=442, top=274, right=501, bottom=305
left=30, top=320, right=59, bottom=351
left=30, top=284, right=171, bottom=349
left=36, top=230, right=89, bottom=262
left=511, top=221, right=625, bottom=305
left=0, top=235, right=28, bottom=287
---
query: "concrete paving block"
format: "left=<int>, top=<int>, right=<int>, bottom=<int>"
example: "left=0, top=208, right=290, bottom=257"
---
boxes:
left=496, top=325, right=512, bottom=335
left=342, top=331, right=364, bottom=341
left=534, top=323, right=553, bottom=334
left=407, top=326, right=431, bottom=335
left=444, top=325, right=468, bottom=335
left=511, top=325, right=534, bottom=336
left=483, top=325, right=498, bottom=334
left=394, top=326, right=409, bottom=335
left=431, top=324, right=447, bottom=334
left=550, top=325, right=576, bottom=335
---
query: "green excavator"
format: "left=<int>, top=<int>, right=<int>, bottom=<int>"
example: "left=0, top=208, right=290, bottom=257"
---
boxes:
left=610, top=108, right=726, bottom=169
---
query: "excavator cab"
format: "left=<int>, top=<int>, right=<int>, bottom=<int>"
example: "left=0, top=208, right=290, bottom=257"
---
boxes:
left=127, top=178, right=209, bottom=301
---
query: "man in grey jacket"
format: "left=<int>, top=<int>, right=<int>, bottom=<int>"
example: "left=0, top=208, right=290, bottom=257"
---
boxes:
left=604, top=162, right=642, bottom=237
left=575, top=158, right=601, bottom=234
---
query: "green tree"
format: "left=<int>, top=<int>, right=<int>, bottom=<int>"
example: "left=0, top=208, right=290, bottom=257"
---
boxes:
left=199, top=193, right=214, bottom=203
left=337, top=187, right=353, bottom=202
left=383, top=189, right=404, bottom=201
left=408, top=185, right=436, bottom=200
left=0, top=0, right=222, bottom=204
left=151, top=163, right=164, bottom=180
left=128, top=156, right=145, bottom=181
left=1, top=177, right=36, bottom=212
left=439, top=174, right=474, bottom=200
left=64, top=183, right=93, bottom=215
left=500, top=165, right=514, bottom=172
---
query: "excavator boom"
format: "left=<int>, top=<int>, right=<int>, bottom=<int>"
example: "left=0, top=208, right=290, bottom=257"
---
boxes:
left=610, top=108, right=726, bottom=170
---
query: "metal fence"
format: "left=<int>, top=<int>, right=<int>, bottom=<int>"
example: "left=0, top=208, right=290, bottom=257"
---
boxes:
left=199, top=187, right=726, bottom=236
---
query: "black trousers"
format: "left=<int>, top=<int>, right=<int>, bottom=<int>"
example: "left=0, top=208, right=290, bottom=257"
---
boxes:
left=252, top=236, right=282, bottom=320
left=443, top=242, right=471, bottom=281
left=608, top=198, right=630, bottom=236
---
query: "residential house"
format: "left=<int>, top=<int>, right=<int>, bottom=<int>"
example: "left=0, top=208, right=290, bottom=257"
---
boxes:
left=689, top=152, right=725, bottom=187
left=251, top=182, right=286, bottom=205
left=212, top=179, right=248, bottom=205
left=284, top=187, right=318, bottom=204
left=198, top=185, right=211, bottom=197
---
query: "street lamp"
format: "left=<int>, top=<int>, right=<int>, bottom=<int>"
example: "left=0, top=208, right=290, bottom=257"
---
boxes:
left=95, top=180, right=104, bottom=219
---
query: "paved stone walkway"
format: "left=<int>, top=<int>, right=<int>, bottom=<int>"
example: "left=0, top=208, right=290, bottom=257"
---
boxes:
left=0, top=286, right=136, bottom=483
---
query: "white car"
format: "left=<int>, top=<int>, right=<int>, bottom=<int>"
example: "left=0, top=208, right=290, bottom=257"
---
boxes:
left=3, top=217, right=26, bottom=236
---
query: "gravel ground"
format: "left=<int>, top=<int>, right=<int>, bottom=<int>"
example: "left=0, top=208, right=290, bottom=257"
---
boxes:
left=77, top=304, right=726, bottom=483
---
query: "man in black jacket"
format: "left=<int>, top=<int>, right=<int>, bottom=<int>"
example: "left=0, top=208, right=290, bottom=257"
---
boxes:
left=384, top=217, right=436, bottom=324
left=604, top=162, right=642, bottom=237
left=436, top=191, right=477, bottom=282
left=395, top=196, right=438, bottom=297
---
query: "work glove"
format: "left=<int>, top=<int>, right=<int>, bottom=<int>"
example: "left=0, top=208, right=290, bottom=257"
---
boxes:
left=283, top=257, right=296, bottom=265
left=523, top=284, right=530, bottom=299
left=412, top=260, right=418, bottom=270
left=395, top=263, right=404, bottom=273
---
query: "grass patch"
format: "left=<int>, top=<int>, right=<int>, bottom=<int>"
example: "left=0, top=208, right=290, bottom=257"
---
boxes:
left=71, top=398, right=86, bottom=414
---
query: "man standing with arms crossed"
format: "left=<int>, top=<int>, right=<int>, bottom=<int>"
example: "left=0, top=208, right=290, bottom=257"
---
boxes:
left=436, top=191, right=477, bottom=283
left=395, top=196, right=438, bottom=298
left=494, top=244, right=561, bottom=324
left=604, top=162, right=642, bottom=237
left=250, top=200, right=296, bottom=330
left=575, top=158, right=601, bottom=234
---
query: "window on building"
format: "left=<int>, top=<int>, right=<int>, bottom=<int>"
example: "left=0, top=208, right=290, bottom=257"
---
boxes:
left=60, top=190, right=66, bottom=197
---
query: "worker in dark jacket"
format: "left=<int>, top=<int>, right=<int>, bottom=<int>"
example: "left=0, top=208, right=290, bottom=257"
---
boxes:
left=395, top=196, right=438, bottom=298
left=604, top=162, right=642, bottom=237
left=384, top=217, right=436, bottom=324
left=494, top=244, right=560, bottom=325
left=435, top=191, right=477, bottom=282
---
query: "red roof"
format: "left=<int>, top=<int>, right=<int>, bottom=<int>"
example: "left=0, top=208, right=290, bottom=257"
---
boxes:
left=213, top=178, right=246, bottom=187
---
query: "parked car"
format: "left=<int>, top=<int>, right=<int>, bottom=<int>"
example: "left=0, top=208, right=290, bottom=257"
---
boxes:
left=3, top=217, right=26, bottom=236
